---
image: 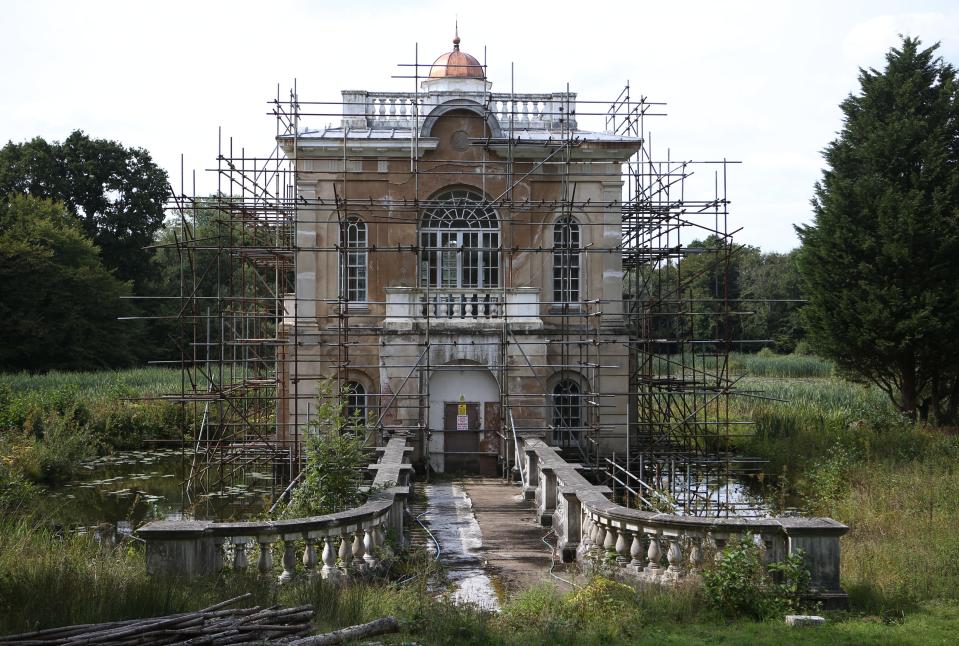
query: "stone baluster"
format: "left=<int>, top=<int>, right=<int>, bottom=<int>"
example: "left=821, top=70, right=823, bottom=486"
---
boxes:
left=352, top=529, right=365, bottom=569
left=603, top=522, right=617, bottom=558
left=389, top=98, right=396, bottom=116
left=321, top=536, right=338, bottom=579
left=629, top=531, right=645, bottom=571
left=577, top=516, right=592, bottom=558
left=644, top=528, right=662, bottom=576
left=232, top=537, right=250, bottom=570
left=363, top=528, right=377, bottom=567
left=279, top=536, right=297, bottom=583
left=757, top=534, right=774, bottom=566
left=257, top=536, right=277, bottom=575
left=338, top=531, right=353, bottom=573
left=614, top=526, right=630, bottom=565
left=372, top=522, right=389, bottom=559
left=712, top=532, right=729, bottom=564
left=688, top=533, right=704, bottom=576
left=592, top=522, right=606, bottom=557
left=663, top=530, right=684, bottom=580
left=582, top=517, right=594, bottom=548
left=303, top=536, right=318, bottom=573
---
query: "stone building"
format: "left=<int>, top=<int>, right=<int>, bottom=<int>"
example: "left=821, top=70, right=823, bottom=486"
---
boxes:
left=278, top=32, right=641, bottom=472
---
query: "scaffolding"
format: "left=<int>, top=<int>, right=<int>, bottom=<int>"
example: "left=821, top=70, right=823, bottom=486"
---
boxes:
left=160, top=40, right=764, bottom=519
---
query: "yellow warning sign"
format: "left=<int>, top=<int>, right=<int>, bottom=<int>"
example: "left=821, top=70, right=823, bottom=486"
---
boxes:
left=458, top=394, right=467, bottom=416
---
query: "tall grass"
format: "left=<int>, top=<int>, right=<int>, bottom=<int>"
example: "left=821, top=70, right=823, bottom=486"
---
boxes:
left=0, top=368, right=189, bottom=489
left=732, top=352, right=835, bottom=378
left=722, top=354, right=959, bottom=612
left=731, top=375, right=916, bottom=476
left=0, top=368, right=182, bottom=397
left=837, top=459, right=959, bottom=612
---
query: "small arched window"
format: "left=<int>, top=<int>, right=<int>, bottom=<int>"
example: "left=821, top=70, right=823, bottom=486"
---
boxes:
left=552, top=379, right=583, bottom=447
left=553, top=216, right=580, bottom=304
left=340, top=217, right=367, bottom=303
left=420, top=189, right=499, bottom=289
left=344, top=381, right=366, bottom=424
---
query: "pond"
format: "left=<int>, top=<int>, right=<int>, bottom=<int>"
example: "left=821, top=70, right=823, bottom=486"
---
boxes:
left=41, top=448, right=276, bottom=535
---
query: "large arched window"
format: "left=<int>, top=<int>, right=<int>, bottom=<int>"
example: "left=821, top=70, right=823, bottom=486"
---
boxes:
left=553, top=216, right=580, bottom=304
left=344, top=381, right=367, bottom=424
left=552, top=379, right=583, bottom=447
left=420, top=189, right=499, bottom=289
left=339, top=217, right=367, bottom=303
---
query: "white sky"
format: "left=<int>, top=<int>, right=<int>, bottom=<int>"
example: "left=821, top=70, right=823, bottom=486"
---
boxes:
left=3, top=0, right=958, bottom=252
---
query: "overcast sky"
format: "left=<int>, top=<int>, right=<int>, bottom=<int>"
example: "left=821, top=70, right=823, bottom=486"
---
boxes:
left=3, top=0, right=958, bottom=252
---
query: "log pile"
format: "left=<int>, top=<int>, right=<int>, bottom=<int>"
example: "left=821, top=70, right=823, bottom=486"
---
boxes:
left=0, top=593, right=401, bottom=646
left=0, top=593, right=401, bottom=645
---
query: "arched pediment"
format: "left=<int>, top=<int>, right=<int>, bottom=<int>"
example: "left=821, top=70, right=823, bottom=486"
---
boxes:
left=420, top=99, right=503, bottom=139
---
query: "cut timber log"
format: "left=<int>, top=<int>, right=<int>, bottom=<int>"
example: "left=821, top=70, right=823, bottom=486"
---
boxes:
left=287, top=617, right=400, bottom=646
left=0, top=595, right=314, bottom=646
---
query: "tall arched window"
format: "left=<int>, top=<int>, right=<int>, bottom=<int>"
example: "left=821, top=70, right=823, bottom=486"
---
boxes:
left=553, top=216, right=580, bottom=304
left=420, top=189, right=499, bottom=289
left=340, top=217, right=367, bottom=303
left=344, top=381, right=366, bottom=424
left=552, top=379, right=583, bottom=447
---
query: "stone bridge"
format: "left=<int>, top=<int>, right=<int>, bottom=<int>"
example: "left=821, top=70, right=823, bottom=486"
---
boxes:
left=139, top=434, right=847, bottom=605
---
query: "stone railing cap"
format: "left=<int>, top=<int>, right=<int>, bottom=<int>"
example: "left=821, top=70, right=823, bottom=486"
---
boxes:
left=520, top=436, right=849, bottom=539
left=137, top=439, right=410, bottom=541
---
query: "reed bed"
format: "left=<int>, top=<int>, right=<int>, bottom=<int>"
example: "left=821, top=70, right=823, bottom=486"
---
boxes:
left=0, top=367, right=182, bottom=398
left=0, top=368, right=189, bottom=487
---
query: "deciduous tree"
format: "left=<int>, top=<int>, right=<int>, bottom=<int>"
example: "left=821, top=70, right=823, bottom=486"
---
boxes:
left=0, top=131, right=169, bottom=291
left=0, top=194, right=137, bottom=370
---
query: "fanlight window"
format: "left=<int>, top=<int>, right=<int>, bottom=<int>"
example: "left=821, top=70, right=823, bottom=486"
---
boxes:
left=553, top=216, right=580, bottom=303
left=339, top=217, right=367, bottom=303
left=420, top=189, right=499, bottom=289
left=552, top=379, right=583, bottom=447
left=344, top=381, right=366, bottom=424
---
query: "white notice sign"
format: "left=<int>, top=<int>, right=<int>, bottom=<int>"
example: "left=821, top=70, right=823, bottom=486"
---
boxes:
left=456, top=414, right=469, bottom=431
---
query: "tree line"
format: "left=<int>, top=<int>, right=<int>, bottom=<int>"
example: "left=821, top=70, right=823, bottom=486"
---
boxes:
left=1, top=36, right=956, bottom=425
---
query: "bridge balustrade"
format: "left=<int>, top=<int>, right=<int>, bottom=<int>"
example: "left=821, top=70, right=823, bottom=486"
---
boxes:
left=521, top=437, right=848, bottom=604
left=137, top=436, right=413, bottom=581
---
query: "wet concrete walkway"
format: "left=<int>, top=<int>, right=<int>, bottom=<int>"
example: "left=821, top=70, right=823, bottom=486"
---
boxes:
left=461, top=477, right=568, bottom=594
left=421, top=481, right=500, bottom=610
left=420, top=477, right=570, bottom=607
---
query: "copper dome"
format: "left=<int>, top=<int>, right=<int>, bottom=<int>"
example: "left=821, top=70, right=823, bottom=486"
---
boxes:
left=429, top=32, right=485, bottom=79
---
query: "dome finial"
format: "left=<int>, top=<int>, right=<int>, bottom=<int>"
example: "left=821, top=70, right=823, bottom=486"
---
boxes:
left=453, top=18, right=460, bottom=49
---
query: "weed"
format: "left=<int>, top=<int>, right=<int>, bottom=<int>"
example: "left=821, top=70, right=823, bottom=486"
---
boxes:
left=702, top=536, right=811, bottom=620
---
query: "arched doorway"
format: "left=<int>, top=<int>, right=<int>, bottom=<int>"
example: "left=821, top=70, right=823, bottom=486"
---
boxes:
left=427, top=361, right=500, bottom=474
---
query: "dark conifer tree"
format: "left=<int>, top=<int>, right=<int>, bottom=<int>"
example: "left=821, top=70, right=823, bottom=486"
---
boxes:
left=797, top=37, right=959, bottom=423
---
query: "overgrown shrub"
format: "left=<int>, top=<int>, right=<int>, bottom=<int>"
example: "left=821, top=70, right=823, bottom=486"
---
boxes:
left=564, top=576, right=636, bottom=621
left=800, top=443, right=853, bottom=516
left=702, top=536, right=810, bottom=620
left=281, top=382, right=371, bottom=518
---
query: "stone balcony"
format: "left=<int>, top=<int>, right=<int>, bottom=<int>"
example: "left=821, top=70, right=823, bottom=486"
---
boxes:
left=384, top=287, right=543, bottom=332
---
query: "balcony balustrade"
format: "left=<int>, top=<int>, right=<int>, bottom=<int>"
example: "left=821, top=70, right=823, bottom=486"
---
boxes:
left=384, top=287, right=542, bottom=331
